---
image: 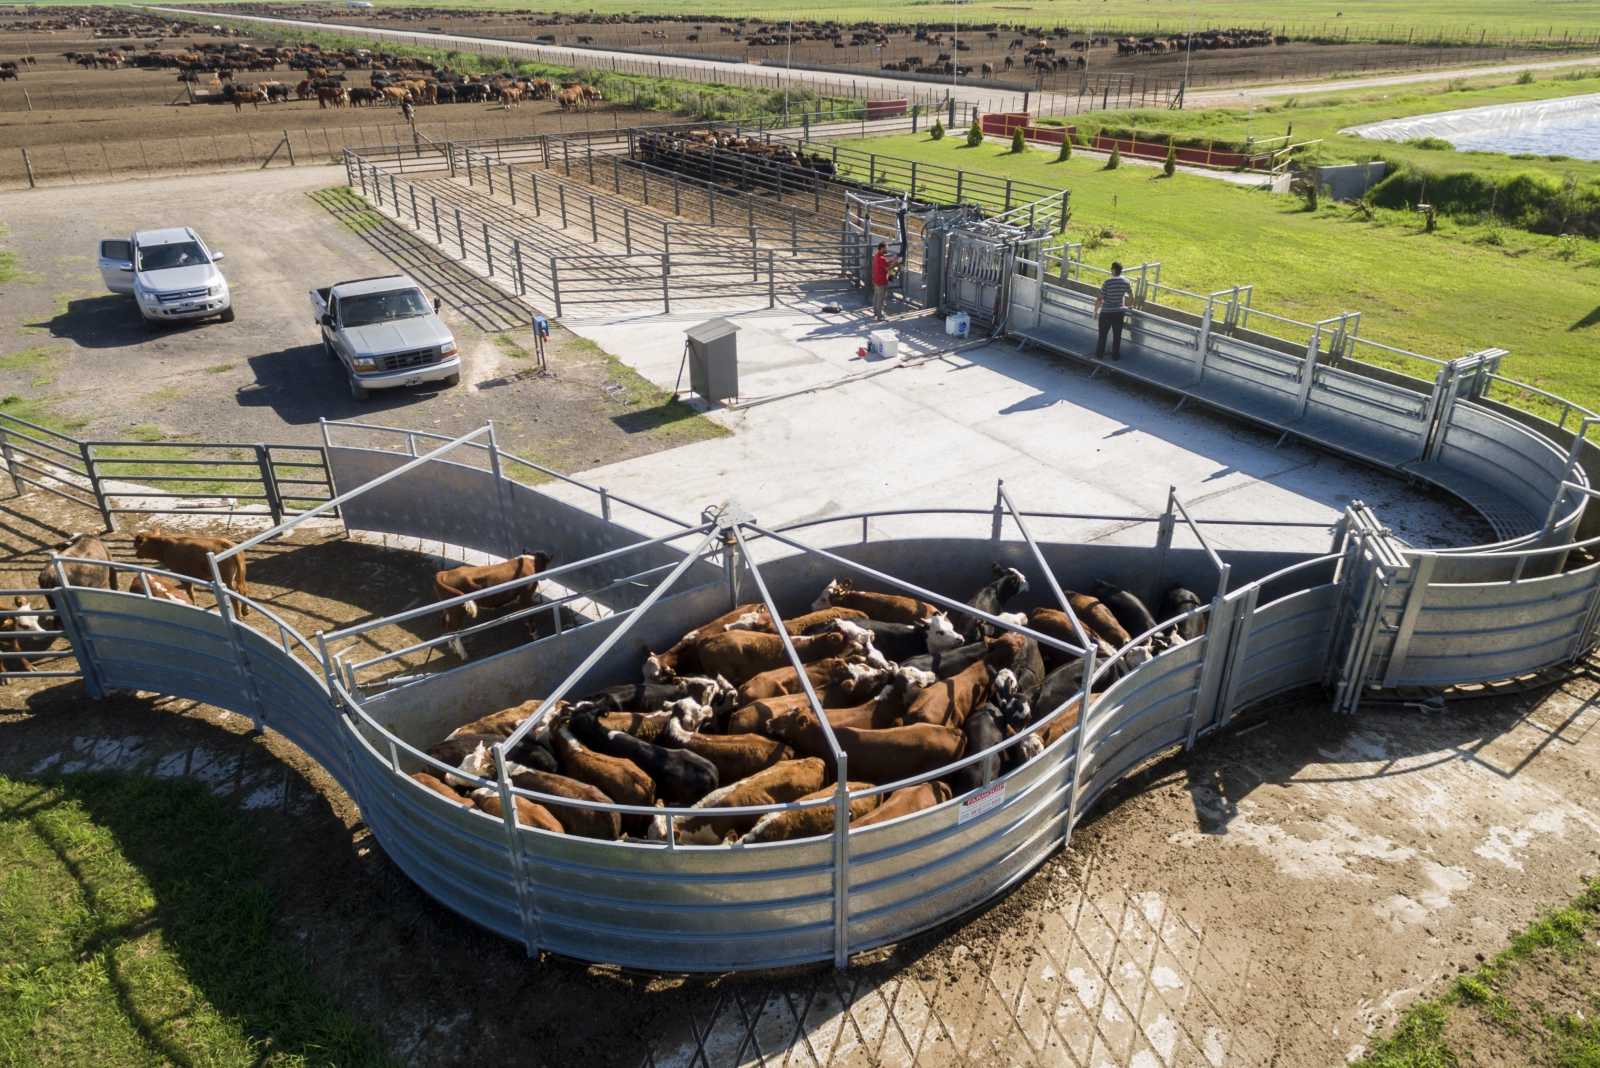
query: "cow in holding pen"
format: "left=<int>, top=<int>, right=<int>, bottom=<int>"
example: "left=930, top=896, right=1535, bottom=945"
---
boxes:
left=131, top=529, right=250, bottom=616
left=433, top=551, right=553, bottom=660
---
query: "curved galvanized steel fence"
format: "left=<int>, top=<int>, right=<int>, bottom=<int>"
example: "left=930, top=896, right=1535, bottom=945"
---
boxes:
left=20, top=224, right=1600, bottom=971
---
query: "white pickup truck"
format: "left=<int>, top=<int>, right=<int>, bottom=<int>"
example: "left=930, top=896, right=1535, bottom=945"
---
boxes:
left=98, top=226, right=234, bottom=328
left=309, top=275, right=460, bottom=400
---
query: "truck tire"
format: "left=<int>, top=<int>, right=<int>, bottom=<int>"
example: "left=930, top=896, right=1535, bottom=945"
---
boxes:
left=348, top=377, right=369, bottom=401
left=441, top=372, right=461, bottom=388
left=219, top=305, right=236, bottom=324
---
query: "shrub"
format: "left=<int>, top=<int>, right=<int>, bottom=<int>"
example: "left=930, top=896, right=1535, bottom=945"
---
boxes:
left=1056, top=138, right=1071, bottom=162
left=1011, top=128, right=1026, bottom=154
left=1517, top=70, right=1536, bottom=85
left=1162, top=141, right=1176, bottom=177
left=966, top=121, right=983, bottom=147
left=930, top=119, right=944, bottom=141
left=1105, top=145, right=1121, bottom=171
left=1404, top=136, right=1456, bottom=151
left=1368, top=162, right=1600, bottom=238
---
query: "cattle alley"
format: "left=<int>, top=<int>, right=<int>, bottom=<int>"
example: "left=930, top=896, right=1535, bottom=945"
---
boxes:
left=1, top=125, right=1598, bottom=1068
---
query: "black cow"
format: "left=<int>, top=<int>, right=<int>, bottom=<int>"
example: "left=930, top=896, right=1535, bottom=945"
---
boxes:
left=568, top=710, right=718, bottom=805
left=953, top=564, right=1030, bottom=641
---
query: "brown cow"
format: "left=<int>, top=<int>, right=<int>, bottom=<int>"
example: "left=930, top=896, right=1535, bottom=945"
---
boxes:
left=0, top=596, right=51, bottom=680
left=851, top=781, right=952, bottom=828
left=37, top=532, right=116, bottom=596
left=695, top=623, right=864, bottom=684
left=131, top=529, right=249, bottom=615
left=736, top=657, right=888, bottom=705
left=446, top=696, right=558, bottom=740
left=767, top=712, right=966, bottom=784
left=409, top=771, right=471, bottom=807
left=1029, top=601, right=1130, bottom=657
left=756, top=698, right=903, bottom=757
left=902, top=659, right=991, bottom=727
left=813, top=577, right=938, bottom=624
left=726, top=692, right=820, bottom=735
left=506, top=766, right=620, bottom=840
left=131, top=572, right=194, bottom=606
left=671, top=757, right=828, bottom=842
left=470, top=786, right=563, bottom=833
left=645, top=602, right=769, bottom=679
left=659, top=720, right=794, bottom=783
left=434, top=552, right=551, bottom=659
left=551, top=720, right=655, bottom=821
left=739, top=782, right=878, bottom=843
left=723, top=605, right=869, bottom=635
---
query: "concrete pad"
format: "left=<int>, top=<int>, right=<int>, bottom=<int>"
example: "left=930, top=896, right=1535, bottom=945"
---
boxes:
left=547, top=297, right=1483, bottom=556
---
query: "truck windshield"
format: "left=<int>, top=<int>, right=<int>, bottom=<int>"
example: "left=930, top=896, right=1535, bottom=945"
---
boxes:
left=137, top=242, right=209, bottom=271
left=340, top=289, right=431, bottom=327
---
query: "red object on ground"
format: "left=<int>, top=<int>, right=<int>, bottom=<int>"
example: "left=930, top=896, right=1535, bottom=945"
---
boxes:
left=978, top=112, right=1074, bottom=146
left=866, top=98, right=908, bottom=119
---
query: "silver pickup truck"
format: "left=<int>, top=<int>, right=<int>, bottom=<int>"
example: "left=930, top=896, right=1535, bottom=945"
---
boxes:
left=309, top=275, right=460, bottom=400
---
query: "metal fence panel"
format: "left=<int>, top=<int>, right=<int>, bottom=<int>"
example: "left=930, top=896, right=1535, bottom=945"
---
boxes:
left=1229, top=584, right=1340, bottom=707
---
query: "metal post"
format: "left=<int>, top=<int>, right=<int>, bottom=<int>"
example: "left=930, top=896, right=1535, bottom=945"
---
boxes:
left=514, top=240, right=526, bottom=296
left=255, top=444, right=284, bottom=525
left=454, top=207, right=466, bottom=259
left=49, top=558, right=105, bottom=700
left=357, top=161, right=368, bottom=197
left=485, top=422, right=516, bottom=556
left=491, top=742, right=543, bottom=959
left=342, top=148, right=353, bottom=187
left=486, top=155, right=494, bottom=194
left=558, top=185, right=568, bottom=227
left=389, top=173, right=398, bottom=213
left=79, top=442, right=112, bottom=531
left=409, top=185, right=419, bottom=228
left=1295, top=323, right=1323, bottom=417
left=768, top=250, right=776, bottom=308
left=661, top=254, right=670, bottom=313
left=432, top=195, right=441, bottom=241
left=531, top=173, right=541, bottom=215
left=550, top=256, right=562, bottom=318
left=623, top=209, right=632, bottom=254
left=0, top=426, right=16, bottom=496
left=508, top=165, right=517, bottom=205
left=483, top=223, right=494, bottom=276
left=589, top=194, right=598, bottom=242
left=1151, top=486, right=1177, bottom=597
left=208, top=551, right=266, bottom=730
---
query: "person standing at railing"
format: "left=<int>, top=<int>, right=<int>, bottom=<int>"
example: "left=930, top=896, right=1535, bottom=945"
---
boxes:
left=1093, top=261, right=1132, bottom=361
left=871, top=241, right=899, bottom=322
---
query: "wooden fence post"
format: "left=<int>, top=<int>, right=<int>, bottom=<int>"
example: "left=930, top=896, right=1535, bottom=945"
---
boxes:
left=20, top=147, right=34, bottom=189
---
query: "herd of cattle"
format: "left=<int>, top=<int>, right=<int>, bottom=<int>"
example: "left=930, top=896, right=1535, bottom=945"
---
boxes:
left=0, top=530, right=250, bottom=677
left=14, top=29, right=606, bottom=112
left=410, top=555, right=1207, bottom=845
left=637, top=129, right=839, bottom=181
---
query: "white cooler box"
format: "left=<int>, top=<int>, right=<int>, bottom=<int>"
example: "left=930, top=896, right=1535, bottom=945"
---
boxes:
left=945, top=311, right=971, bottom=337
left=867, top=330, right=899, bottom=360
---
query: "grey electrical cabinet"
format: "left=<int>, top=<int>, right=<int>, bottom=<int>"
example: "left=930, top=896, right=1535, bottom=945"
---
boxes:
left=685, top=318, right=739, bottom=404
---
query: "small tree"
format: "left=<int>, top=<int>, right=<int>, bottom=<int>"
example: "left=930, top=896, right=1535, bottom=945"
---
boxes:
left=966, top=120, right=984, bottom=147
left=930, top=119, right=945, bottom=141
left=1105, top=144, right=1121, bottom=171
left=1056, top=138, right=1071, bottom=162
left=1010, top=127, right=1026, bottom=154
left=1162, top=141, right=1177, bottom=177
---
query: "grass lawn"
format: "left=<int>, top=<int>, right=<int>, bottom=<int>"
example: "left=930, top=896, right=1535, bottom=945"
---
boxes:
left=1067, top=71, right=1600, bottom=181
left=852, top=131, right=1600, bottom=412
left=1358, top=878, right=1600, bottom=1066
left=0, top=773, right=392, bottom=1067
left=38, top=0, right=1600, bottom=39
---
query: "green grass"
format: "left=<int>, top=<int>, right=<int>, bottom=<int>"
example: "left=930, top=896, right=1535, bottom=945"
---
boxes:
left=0, top=773, right=393, bottom=1067
left=1064, top=73, right=1600, bottom=182
left=1358, top=880, right=1600, bottom=1067
left=0, top=346, right=62, bottom=389
left=852, top=131, right=1600, bottom=411
left=311, top=188, right=386, bottom=234
left=39, top=0, right=1600, bottom=40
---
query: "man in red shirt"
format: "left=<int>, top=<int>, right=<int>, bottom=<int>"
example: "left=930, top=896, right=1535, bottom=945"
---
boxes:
left=871, top=242, right=899, bottom=322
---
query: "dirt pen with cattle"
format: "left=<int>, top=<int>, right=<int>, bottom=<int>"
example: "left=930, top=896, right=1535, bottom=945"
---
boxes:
left=5, top=175, right=1599, bottom=969
left=0, top=8, right=704, bottom=189
left=200, top=3, right=1596, bottom=94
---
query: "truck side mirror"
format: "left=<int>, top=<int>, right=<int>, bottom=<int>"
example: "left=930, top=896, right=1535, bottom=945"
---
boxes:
left=320, top=313, right=333, bottom=327
left=212, top=250, right=226, bottom=262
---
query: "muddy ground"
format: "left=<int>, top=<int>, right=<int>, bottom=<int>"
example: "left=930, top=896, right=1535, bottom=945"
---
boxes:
left=1, top=481, right=1598, bottom=1067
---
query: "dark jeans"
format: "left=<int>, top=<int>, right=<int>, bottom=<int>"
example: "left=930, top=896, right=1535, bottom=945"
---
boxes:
left=1096, top=311, right=1126, bottom=357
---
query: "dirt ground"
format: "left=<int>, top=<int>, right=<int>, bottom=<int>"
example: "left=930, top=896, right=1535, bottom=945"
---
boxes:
left=1, top=477, right=1598, bottom=1067
left=0, top=165, right=719, bottom=473
left=211, top=4, right=1567, bottom=94
left=0, top=18, right=660, bottom=189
